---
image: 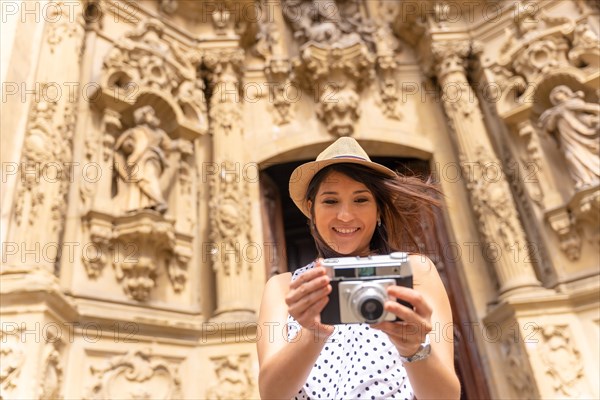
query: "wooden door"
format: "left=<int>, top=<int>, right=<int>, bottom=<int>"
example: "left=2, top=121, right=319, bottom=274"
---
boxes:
left=259, top=172, right=288, bottom=278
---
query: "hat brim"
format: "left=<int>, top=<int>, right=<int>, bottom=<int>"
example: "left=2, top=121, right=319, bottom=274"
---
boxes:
left=288, top=158, right=397, bottom=217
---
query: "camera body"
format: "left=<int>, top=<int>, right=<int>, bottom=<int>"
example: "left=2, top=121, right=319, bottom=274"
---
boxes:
left=320, top=252, right=413, bottom=325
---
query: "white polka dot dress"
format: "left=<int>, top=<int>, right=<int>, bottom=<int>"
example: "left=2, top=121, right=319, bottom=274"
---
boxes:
left=288, top=263, right=415, bottom=400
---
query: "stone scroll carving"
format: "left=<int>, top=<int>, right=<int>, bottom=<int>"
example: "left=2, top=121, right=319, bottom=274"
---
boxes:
left=538, top=85, right=600, bottom=190
left=85, top=349, right=182, bottom=400
left=206, top=354, right=254, bottom=400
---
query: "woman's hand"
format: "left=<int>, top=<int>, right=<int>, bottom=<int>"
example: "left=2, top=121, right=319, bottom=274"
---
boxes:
left=284, top=260, right=334, bottom=339
left=372, top=285, right=433, bottom=357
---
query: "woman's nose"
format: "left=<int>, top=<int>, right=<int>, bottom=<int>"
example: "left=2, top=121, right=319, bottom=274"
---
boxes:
left=337, top=203, right=353, bottom=221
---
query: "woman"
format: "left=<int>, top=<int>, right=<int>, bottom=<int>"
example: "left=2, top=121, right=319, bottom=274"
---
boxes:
left=257, top=137, right=460, bottom=399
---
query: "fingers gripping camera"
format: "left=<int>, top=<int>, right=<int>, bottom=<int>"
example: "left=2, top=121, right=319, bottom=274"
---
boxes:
left=320, top=252, right=413, bottom=325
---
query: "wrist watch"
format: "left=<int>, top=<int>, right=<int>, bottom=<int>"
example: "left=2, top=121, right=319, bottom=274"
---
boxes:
left=399, top=334, right=431, bottom=363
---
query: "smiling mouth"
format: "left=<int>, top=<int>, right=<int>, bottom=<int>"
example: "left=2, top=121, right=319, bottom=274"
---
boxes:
left=333, top=227, right=360, bottom=234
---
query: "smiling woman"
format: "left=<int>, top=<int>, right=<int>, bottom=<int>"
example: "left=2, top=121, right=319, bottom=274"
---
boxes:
left=310, top=171, right=379, bottom=256
left=257, top=137, right=461, bottom=400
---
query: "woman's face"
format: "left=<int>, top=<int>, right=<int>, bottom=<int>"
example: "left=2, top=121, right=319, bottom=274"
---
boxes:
left=311, top=170, right=378, bottom=256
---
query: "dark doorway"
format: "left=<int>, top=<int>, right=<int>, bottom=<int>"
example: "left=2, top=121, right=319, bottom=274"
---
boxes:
left=260, top=157, right=491, bottom=400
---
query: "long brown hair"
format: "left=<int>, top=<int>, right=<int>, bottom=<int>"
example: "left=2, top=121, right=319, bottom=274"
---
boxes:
left=305, top=163, right=441, bottom=258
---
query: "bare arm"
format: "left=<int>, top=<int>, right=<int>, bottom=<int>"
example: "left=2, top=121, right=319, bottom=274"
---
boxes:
left=256, top=266, right=334, bottom=399
left=373, top=255, right=460, bottom=399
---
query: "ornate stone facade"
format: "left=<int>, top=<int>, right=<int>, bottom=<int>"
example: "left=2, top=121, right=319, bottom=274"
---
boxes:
left=1, top=1, right=598, bottom=399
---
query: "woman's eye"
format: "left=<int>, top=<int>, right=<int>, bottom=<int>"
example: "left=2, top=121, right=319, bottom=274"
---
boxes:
left=355, top=198, right=369, bottom=203
left=323, top=199, right=338, bottom=204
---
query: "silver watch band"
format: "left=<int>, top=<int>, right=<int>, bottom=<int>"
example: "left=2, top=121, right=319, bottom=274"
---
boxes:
left=399, top=334, right=431, bottom=363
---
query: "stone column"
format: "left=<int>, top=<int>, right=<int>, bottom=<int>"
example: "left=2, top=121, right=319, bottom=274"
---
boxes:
left=431, top=40, right=546, bottom=299
left=4, top=1, right=86, bottom=277
left=204, top=49, right=255, bottom=322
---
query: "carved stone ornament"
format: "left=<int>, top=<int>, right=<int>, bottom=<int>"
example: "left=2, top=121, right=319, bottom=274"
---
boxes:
left=85, top=349, right=182, bottom=400
left=13, top=94, right=57, bottom=228
left=484, top=3, right=599, bottom=116
left=0, top=329, right=25, bottom=398
left=518, top=121, right=544, bottom=206
left=100, top=19, right=207, bottom=134
left=208, top=161, right=252, bottom=276
left=373, top=19, right=402, bottom=120
left=545, top=207, right=582, bottom=261
left=252, top=0, right=281, bottom=61
left=545, top=184, right=599, bottom=260
left=204, top=49, right=245, bottom=138
left=45, top=0, right=85, bottom=59
left=39, top=338, right=64, bottom=400
left=264, top=58, right=294, bottom=125
left=430, top=40, right=485, bottom=123
left=500, top=337, right=537, bottom=398
left=537, top=325, right=586, bottom=397
left=159, top=0, right=178, bottom=14
left=206, top=354, right=254, bottom=400
left=11, top=84, right=77, bottom=257
left=82, top=209, right=193, bottom=301
left=538, top=85, right=600, bottom=190
left=568, top=24, right=600, bottom=68
left=461, top=147, right=529, bottom=256
left=282, top=0, right=377, bottom=136
left=294, top=42, right=374, bottom=136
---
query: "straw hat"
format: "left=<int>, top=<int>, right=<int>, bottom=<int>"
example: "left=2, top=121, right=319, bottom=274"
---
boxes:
left=289, top=137, right=397, bottom=217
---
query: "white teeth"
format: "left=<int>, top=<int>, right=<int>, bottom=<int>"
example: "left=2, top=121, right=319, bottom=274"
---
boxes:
left=334, top=227, right=358, bottom=234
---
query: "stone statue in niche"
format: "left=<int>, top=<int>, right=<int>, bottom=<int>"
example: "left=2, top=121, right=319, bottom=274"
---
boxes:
left=539, top=85, right=600, bottom=190
left=114, top=106, right=176, bottom=213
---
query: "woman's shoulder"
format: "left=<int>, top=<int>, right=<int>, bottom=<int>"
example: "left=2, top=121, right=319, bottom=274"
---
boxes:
left=407, top=253, right=435, bottom=270
left=264, top=271, right=292, bottom=295
left=406, top=253, right=448, bottom=293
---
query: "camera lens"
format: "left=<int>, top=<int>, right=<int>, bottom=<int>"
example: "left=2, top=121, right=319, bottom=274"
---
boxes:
left=359, top=298, right=384, bottom=322
left=349, top=284, right=388, bottom=324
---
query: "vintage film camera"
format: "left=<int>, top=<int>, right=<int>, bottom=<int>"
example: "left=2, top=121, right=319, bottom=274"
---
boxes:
left=320, top=252, right=413, bottom=325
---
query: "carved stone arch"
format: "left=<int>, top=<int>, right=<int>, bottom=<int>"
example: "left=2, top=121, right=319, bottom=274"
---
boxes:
left=254, top=135, right=435, bottom=167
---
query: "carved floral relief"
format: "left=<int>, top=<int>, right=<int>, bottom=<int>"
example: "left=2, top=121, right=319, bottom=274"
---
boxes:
left=537, top=325, right=586, bottom=397
left=0, top=329, right=25, bottom=399
left=85, top=349, right=182, bottom=400
left=206, top=354, right=254, bottom=400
